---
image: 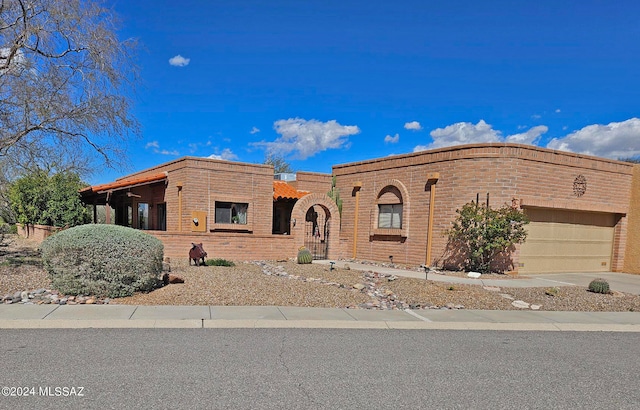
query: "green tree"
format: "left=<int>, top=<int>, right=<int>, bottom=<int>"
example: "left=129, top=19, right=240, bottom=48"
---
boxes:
left=9, top=171, right=89, bottom=228
left=447, top=201, right=529, bottom=274
left=44, top=172, right=90, bottom=227
left=8, top=170, right=49, bottom=227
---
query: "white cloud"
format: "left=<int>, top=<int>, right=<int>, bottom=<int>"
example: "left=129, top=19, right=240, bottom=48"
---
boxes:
left=546, top=118, right=640, bottom=159
left=250, top=127, right=260, bottom=134
left=531, top=114, right=542, bottom=119
left=384, top=133, right=400, bottom=144
left=555, top=109, right=561, bottom=113
left=145, top=140, right=179, bottom=156
left=208, top=148, right=238, bottom=161
left=169, top=55, right=190, bottom=67
left=404, top=121, right=422, bottom=131
left=253, top=118, right=360, bottom=159
left=413, top=120, right=548, bottom=152
left=505, top=125, right=548, bottom=145
left=414, top=120, right=502, bottom=152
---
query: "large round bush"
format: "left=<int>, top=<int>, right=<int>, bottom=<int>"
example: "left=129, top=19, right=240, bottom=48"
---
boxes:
left=41, top=224, right=164, bottom=298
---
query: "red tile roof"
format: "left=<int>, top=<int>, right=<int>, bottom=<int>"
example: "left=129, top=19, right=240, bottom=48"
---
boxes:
left=80, top=172, right=167, bottom=194
left=273, top=180, right=309, bottom=201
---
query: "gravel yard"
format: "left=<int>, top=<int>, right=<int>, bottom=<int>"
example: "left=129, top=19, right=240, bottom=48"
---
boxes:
left=2, top=235, right=640, bottom=311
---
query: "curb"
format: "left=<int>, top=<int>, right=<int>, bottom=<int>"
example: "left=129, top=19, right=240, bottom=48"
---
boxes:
left=1, top=319, right=639, bottom=332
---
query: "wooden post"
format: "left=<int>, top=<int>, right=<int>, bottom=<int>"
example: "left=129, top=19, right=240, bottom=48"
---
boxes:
left=352, top=182, right=362, bottom=259
left=425, top=173, right=440, bottom=266
left=176, top=183, right=183, bottom=231
left=105, top=191, right=112, bottom=224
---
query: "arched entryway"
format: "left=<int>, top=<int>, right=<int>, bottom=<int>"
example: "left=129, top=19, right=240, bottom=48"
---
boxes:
left=291, top=194, right=340, bottom=260
left=304, top=204, right=330, bottom=259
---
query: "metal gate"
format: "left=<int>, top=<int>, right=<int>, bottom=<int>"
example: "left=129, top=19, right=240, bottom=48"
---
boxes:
left=304, top=206, right=329, bottom=260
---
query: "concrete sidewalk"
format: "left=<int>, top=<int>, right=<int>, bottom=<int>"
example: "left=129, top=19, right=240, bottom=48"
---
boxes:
left=313, top=260, right=640, bottom=293
left=0, top=304, right=639, bottom=331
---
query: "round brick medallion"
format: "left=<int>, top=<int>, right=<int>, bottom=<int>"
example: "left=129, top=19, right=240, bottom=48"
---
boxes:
left=573, top=175, right=587, bottom=197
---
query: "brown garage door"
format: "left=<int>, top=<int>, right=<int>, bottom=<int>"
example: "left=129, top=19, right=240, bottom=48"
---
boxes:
left=518, top=208, right=616, bottom=274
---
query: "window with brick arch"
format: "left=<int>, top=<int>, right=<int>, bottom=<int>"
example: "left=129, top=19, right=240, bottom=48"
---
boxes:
left=376, top=186, right=403, bottom=229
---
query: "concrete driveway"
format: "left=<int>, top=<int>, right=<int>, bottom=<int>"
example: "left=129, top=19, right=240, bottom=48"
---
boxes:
left=527, top=272, right=640, bottom=295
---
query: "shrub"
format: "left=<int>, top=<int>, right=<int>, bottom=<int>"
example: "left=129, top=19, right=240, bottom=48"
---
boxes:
left=205, top=258, right=235, bottom=267
left=545, top=287, right=560, bottom=297
left=446, top=201, right=529, bottom=274
left=588, top=278, right=611, bottom=294
left=41, top=224, right=164, bottom=298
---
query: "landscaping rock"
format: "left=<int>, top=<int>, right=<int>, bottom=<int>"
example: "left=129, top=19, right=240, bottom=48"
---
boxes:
left=511, top=300, right=530, bottom=309
left=168, top=274, right=185, bottom=284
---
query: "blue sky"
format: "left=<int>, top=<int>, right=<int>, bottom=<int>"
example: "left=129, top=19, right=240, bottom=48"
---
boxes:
left=98, top=0, right=640, bottom=184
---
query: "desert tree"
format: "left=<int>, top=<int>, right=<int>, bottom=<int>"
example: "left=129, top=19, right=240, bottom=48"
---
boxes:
left=264, top=153, right=294, bottom=174
left=0, top=0, right=139, bottom=166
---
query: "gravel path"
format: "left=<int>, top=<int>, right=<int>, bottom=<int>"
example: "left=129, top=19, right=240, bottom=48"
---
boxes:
left=2, top=235, right=640, bottom=311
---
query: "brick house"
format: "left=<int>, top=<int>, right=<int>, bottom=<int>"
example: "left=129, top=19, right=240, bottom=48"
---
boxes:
left=333, top=143, right=639, bottom=274
left=79, top=157, right=340, bottom=262
left=79, top=143, right=640, bottom=274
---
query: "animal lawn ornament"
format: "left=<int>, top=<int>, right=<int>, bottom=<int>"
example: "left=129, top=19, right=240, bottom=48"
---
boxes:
left=189, top=243, right=207, bottom=266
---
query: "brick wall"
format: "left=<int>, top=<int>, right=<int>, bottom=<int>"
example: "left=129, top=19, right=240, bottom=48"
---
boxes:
left=334, top=143, right=634, bottom=271
left=149, top=231, right=298, bottom=261
left=292, top=171, right=333, bottom=194
left=16, top=224, right=62, bottom=243
left=624, top=165, right=640, bottom=274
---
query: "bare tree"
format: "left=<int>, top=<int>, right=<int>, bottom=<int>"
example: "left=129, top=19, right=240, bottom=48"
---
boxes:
left=0, top=0, right=139, bottom=167
left=264, top=153, right=294, bottom=174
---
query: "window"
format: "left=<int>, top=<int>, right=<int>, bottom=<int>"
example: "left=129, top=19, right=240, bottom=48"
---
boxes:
left=215, top=202, right=248, bottom=224
left=378, top=204, right=402, bottom=229
left=157, top=203, right=166, bottom=231
left=138, top=203, right=149, bottom=230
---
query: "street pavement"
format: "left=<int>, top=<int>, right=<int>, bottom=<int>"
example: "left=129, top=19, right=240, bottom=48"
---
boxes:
left=1, top=261, right=640, bottom=331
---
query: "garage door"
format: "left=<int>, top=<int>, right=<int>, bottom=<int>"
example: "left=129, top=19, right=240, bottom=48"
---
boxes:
left=518, top=208, right=616, bottom=274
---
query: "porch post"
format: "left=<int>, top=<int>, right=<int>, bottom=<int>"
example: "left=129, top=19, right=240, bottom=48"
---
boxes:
left=352, top=182, right=362, bottom=259
left=425, top=173, right=439, bottom=266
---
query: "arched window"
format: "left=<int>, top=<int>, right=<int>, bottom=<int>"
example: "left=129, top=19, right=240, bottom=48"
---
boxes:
left=377, top=186, right=403, bottom=229
left=372, top=180, right=409, bottom=238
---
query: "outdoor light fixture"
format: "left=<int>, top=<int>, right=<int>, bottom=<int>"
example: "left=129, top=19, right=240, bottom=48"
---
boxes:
left=193, top=218, right=199, bottom=226
left=420, top=264, right=429, bottom=280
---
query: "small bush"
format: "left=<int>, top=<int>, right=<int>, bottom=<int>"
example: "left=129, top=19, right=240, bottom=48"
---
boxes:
left=205, top=258, right=235, bottom=267
left=41, top=224, right=164, bottom=298
left=545, top=287, right=560, bottom=297
left=588, top=278, right=611, bottom=294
